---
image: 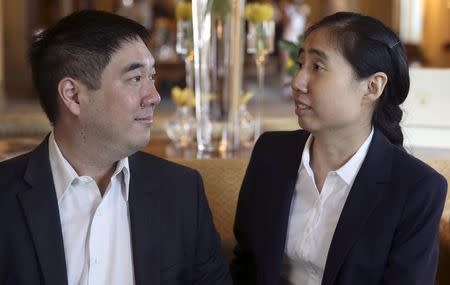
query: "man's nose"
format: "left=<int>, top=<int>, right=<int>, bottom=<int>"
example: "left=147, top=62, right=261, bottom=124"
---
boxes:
left=141, top=83, right=161, bottom=108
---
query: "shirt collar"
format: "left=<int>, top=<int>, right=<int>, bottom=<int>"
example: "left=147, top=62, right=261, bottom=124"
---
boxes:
left=114, top=156, right=130, bottom=201
left=300, top=128, right=374, bottom=186
left=48, top=132, right=130, bottom=202
left=300, top=134, right=315, bottom=179
left=336, top=129, right=374, bottom=185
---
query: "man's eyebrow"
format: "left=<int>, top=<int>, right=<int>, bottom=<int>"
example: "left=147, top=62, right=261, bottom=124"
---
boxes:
left=121, top=62, right=145, bottom=74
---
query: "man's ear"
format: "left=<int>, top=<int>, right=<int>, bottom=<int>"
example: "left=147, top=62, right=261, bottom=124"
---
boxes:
left=364, top=72, right=388, bottom=102
left=58, top=77, right=81, bottom=116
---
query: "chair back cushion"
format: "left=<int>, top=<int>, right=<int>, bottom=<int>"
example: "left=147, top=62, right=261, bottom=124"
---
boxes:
left=170, top=158, right=249, bottom=240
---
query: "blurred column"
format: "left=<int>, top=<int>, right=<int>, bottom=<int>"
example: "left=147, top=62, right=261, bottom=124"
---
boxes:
left=4, top=0, right=33, bottom=99
left=92, top=0, right=115, bottom=12
left=422, top=0, right=450, bottom=67
left=0, top=0, right=5, bottom=108
left=60, top=0, right=73, bottom=16
left=399, top=0, right=423, bottom=44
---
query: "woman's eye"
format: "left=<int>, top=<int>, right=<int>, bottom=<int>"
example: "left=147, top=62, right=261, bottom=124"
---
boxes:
left=296, top=61, right=304, bottom=69
left=313, top=64, right=324, bottom=71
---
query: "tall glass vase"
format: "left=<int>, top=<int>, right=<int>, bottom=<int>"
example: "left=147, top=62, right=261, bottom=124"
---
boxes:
left=192, top=0, right=245, bottom=153
left=246, top=20, right=275, bottom=139
left=176, top=20, right=194, bottom=91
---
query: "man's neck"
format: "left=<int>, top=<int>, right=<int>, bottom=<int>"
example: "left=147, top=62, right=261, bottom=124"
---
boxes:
left=53, top=128, right=117, bottom=195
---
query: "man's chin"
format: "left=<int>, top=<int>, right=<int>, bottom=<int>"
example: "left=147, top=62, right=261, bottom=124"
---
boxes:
left=119, top=134, right=150, bottom=158
left=134, top=133, right=151, bottom=151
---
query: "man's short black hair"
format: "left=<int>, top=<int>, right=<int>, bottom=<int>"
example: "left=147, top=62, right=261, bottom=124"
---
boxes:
left=29, top=10, right=150, bottom=124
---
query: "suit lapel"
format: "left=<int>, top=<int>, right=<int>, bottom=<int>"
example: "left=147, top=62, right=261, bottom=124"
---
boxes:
left=321, top=130, right=393, bottom=285
left=128, top=153, right=161, bottom=285
left=264, top=131, right=308, bottom=284
left=17, top=137, right=68, bottom=285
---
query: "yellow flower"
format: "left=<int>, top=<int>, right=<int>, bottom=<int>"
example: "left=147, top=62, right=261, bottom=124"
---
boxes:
left=245, top=3, right=274, bottom=23
left=175, top=1, right=192, bottom=21
left=171, top=87, right=195, bottom=106
left=239, top=91, right=254, bottom=106
left=286, top=58, right=294, bottom=70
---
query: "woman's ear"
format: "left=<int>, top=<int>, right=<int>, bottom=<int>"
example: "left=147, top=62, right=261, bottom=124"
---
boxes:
left=364, top=72, right=388, bottom=102
left=58, top=77, right=81, bottom=116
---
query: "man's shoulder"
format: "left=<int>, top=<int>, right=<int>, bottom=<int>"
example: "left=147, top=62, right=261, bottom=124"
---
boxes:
left=0, top=151, right=31, bottom=181
left=0, top=151, right=33, bottom=202
left=129, top=151, right=199, bottom=178
left=128, top=152, right=203, bottom=200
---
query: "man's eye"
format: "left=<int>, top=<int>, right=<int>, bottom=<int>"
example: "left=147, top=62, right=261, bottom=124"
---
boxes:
left=149, top=74, right=156, bottom=81
left=131, top=76, right=141, bottom=83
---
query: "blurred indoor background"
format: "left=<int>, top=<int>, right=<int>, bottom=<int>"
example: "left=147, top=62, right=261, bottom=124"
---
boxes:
left=0, top=0, right=449, bottom=157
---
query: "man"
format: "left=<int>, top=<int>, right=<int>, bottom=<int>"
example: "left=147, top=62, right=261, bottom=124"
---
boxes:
left=0, top=10, right=231, bottom=285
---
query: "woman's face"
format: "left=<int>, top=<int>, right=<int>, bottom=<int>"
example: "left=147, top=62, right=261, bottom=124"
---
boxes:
left=291, top=28, right=372, bottom=135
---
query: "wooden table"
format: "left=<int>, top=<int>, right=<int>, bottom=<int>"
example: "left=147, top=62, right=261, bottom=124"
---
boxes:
left=0, top=134, right=252, bottom=162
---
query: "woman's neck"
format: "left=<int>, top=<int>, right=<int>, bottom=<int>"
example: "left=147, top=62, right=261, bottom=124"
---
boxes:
left=309, top=126, right=372, bottom=191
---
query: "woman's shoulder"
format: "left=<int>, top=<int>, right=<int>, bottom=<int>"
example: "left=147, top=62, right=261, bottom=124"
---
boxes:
left=258, top=129, right=309, bottom=144
left=394, top=147, right=443, bottom=178
left=390, top=146, right=447, bottom=194
left=372, top=129, right=445, bottom=185
left=249, top=130, right=310, bottom=163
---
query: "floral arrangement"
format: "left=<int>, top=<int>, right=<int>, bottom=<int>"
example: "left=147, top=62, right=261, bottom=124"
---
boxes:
left=239, top=91, right=254, bottom=106
left=244, top=3, right=274, bottom=23
left=175, top=1, right=192, bottom=21
left=175, top=0, right=231, bottom=20
left=212, top=0, right=230, bottom=17
left=171, top=86, right=254, bottom=108
left=171, top=87, right=195, bottom=106
left=278, top=35, right=304, bottom=76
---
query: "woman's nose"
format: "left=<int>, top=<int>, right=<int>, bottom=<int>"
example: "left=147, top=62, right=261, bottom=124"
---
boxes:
left=291, top=68, right=308, bottom=94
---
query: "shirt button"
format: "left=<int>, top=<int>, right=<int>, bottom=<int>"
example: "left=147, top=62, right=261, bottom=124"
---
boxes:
left=92, top=257, right=100, bottom=265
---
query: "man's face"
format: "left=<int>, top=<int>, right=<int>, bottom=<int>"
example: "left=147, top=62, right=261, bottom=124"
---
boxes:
left=78, top=39, right=160, bottom=159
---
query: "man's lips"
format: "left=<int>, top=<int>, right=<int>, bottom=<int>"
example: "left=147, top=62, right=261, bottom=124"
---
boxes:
left=135, top=115, right=153, bottom=124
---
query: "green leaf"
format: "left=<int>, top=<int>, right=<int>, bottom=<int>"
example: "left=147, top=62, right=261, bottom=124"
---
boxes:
left=212, top=0, right=230, bottom=17
left=278, top=39, right=298, bottom=52
left=287, top=65, right=298, bottom=77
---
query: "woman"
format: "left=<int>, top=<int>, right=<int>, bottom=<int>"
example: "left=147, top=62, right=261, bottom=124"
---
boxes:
left=231, top=12, right=447, bottom=285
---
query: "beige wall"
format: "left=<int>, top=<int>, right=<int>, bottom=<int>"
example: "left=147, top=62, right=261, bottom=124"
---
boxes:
left=4, top=0, right=33, bottom=99
left=304, top=0, right=397, bottom=30
left=423, top=0, right=450, bottom=67
left=303, top=0, right=450, bottom=67
left=358, top=0, right=396, bottom=30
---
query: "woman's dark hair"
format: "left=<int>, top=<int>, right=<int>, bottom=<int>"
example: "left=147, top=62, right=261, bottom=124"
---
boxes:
left=304, top=12, right=409, bottom=147
left=29, top=10, right=150, bottom=125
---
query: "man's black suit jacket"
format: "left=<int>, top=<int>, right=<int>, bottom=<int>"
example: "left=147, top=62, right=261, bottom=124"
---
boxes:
left=231, top=129, right=447, bottom=285
left=0, top=137, right=231, bottom=284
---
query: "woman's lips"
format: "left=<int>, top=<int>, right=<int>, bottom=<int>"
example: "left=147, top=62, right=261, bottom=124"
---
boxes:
left=295, top=101, right=312, bottom=112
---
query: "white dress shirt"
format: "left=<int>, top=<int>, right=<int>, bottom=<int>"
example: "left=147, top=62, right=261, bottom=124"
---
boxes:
left=281, top=129, right=374, bottom=285
left=49, top=132, right=135, bottom=285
